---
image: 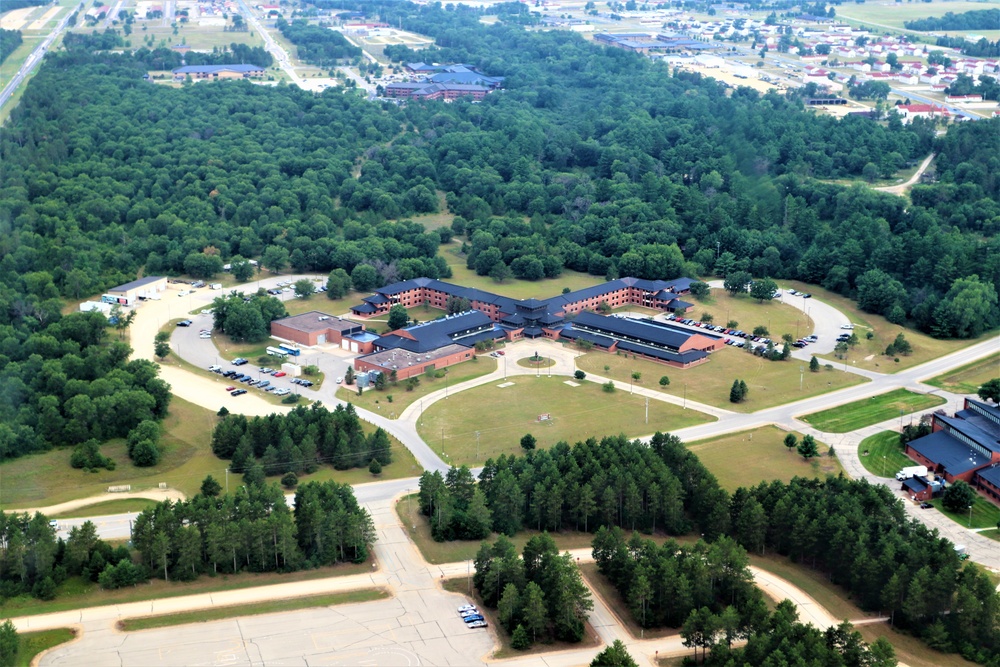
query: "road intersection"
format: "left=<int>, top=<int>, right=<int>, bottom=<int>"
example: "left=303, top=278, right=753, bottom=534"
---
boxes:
left=13, top=276, right=1000, bottom=665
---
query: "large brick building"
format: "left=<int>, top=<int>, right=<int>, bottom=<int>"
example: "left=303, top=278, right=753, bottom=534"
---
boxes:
left=904, top=398, right=1000, bottom=505
left=270, top=311, right=379, bottom=353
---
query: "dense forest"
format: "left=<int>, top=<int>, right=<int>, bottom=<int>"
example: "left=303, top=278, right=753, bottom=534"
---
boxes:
left=0, top=478, right=373, bottom=603
left=0, top=0, right=48, bottom=11
left=0, top=29, right=22, bottom=66
left=934, top=36, right=1000, bottom=58
left=210, top=403, right=393, bottom=479
left=64, top=28, right=274, bottom=68
left=904, top=9, right=1000, bottom=31
left=418, top=432, right=726, bottom=541
left=275, top=19, right=361, bottom=65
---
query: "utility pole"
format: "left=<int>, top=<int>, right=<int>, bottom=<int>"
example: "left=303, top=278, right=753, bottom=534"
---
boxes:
left=799, top=366, right=804, bottom=392
left=645, top=396, right=649, bottom=424
left=476, top=430, right=480, bottom=460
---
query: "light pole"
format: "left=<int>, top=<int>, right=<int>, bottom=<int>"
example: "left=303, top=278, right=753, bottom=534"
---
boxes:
left=476, top=430, right=480, bottom=460
left=503, top=355, right=507, bottom=381
left=630, top=372, right=634, bottom=395
left=683, top=383, right=687, bottom=410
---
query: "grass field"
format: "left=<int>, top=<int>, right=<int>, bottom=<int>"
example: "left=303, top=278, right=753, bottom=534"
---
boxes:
left=686, top=427, right=844, bottom=492
left=837, top=1, right=996, bottom=30
left=11, top=628, right=76, bottom=667
left=799, top=389, right=946, bottom=433
left=0, top=558, right=374, bottom=617
left=857, top=431, right=914, bottom=478
left=335, top=357, right=498, bottom=417
left=118, top=589, right=389, bottom=631
left=576, top=346, right=867, bottom=413
left=50, top=498, right=159, bottom=519
left=925, top=352, right=1000, bottom=395
left=930, top=495, right=1000, bottom=531
left=692, top=289, right=815, bottom=340
left=780, top=281, right=992, bottom=374
left=1, top=396, right=419, bottom=509
left=415, top=376, right=713, bottom=467
left=441, top=245, right=605, bottom=300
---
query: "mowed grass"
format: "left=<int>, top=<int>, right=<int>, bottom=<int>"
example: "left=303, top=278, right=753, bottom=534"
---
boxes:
left=335, top=357, right=498, bottom=417
left=748, top=554, right=871, bottom=621
left=118, top=589, right=389, bottom=631
left=441, top=245, right=605, bottom=300
left=781, top=281, right=991, bottom=373
left=50, top=499, right=159, bottom=519
left=415, top=376, right=713, bottom=467
left=926, top=352, right=1000, bottom=395
left=11, top=628, right=77, bottom=667
left=396, top=493, right=607, bottom=565
left=579, top=563, right=677, bottom=640
left=837, top=0, right=993, bottom=30
left=1, top=396, right=226, bottom=508
left=685, top=426, right=844, bottom=492
left=576, top=347, right=867, bottom=413
left=0, top=559, right=375, bottom=618
left=692, top=289, right=814, bottom=340
left=857, top=431, right=914, bottom=478
left=799, top=389, right=946, bottom=433
left=930, top=495, right=1000, bottom=531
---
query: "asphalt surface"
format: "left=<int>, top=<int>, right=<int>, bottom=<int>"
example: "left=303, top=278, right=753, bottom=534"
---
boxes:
left=0, top=8, right=71, bottom=110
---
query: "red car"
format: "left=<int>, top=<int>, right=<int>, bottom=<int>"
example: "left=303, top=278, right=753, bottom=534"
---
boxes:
left=273, top=371, right=286, bottom=377
left=225, top=386, right=236, bottom=391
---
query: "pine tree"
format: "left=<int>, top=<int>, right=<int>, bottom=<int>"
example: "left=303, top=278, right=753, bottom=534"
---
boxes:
left=730, top=379, right=743, bottom=403
left=797, top=434, right=819, bottom=459
left=809, top=355, right=820, bottom=372
left=511, top=623, right=531, bottom=650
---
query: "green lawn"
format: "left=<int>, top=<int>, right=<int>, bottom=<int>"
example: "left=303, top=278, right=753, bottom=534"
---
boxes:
left=780, top=281, right=992, bottom=374
left=0, top=558, right=374, bottom=618
left=440, top=244, right=605, bottom=300
left=979, top=529, right=1000, bottom=543
left=836, top=0, right=993, bottom=30
left=415, top=376, right=713, bottom=467
left=335, top=357, right=498, bottom=418
left=925, top=352, right=1000, bottom=395
left=857, top=431, right=914, bottom=478
left=686, top=426, right=844, bottom=493
left=576, top=346, right=867, bottom=413
left=691, top=289, right=815, bottom=341
left=930, top=496, right=1000, bottom=531
left=857, top=624, right=980, bottom=667
left=11, top=628, right=76, bottom=667
left=799, top=389, right=946, bottom=433
left=118, top=589, right=388, bottom=631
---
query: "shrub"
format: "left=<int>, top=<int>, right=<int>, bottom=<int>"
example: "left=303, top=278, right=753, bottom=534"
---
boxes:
left=602, top=381, right=616, bottom=393
left=281, top=472, right=298, bottom=489
left=574, top=370, right=586, bottom=380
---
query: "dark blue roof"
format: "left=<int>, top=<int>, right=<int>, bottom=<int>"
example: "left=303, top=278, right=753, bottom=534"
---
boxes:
left=908, top=431, right=992, bottom=476
left=559, top=327, right=616, bottom=348
left=376, top=311, right=496, bottom=353
left=351, top=303, right=377, bottom=314
left=572, top=312, right=703, bottom=350
left=977, top=465, right=1000, bottom=488
left=616, top=340, right=708, bottom=364
left=937, top=412, right=1000, bottom=455
left=364, top=293, right=390, bottom=304
left=903, top=477, right=929, bottom=492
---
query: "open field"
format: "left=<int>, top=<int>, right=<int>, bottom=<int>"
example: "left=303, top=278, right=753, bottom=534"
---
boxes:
left=692, top=289, right=815, bottom=340
left=441, top=245, right=605, bottom=300
left=780, top=281, right=992, bottom=374
left=576, top=346, right=867, bottom=413
left=799, top=389, right=946, bottom=433
left=1, top=396, right=417, bottom=509
left=415, top=376, right=713, bottom=467
left=837, top=1, right=997, bottom=30
left=0, top=396, right=226, bottom=507
left=926, top=352, right=1000, bottom=395
left=579, top=563, right=677, bottom=640
left=12, top=628, right=77, bottom=667
left=930, top=495, right=1000, bottom=531
left=686, top=427, right=843, bottom=492
left=336, top=356, right=497, bottom=417
left=0, top=557, right=374, bottom=618
left=857, top=431, right=914, bottom=478
left=118, top=589, right=389, bottom=631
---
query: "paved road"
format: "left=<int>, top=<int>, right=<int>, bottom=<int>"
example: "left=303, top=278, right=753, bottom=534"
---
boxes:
left=0, top=7, right=72, bottom=110
left=29, top=492, right=862, bottom=667
left=876, top=152, right=935, bottom=196
left=234, top=0, right=302, bottom=86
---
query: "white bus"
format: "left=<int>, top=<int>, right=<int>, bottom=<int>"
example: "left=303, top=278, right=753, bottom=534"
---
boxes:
left=266, top=346, right=289, bottom=358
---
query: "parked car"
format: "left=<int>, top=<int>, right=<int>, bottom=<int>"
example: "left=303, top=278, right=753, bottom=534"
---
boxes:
left=802, top=293, right=812, bottom=299
left=274, top=388, right=291, bottom=396
left=233, top=358, right=249, bottom=366
left=840, top=324, right=854, bottom=330
left=273, top=371, right=286, bottom=377
left=919, top=502, right=933, bottom=509
left=177, top=320, right=193, bottom=327
left=260, top=368, right=273, bottom=374
left=225, top=386, right=236, bottom=391
left=230, top=389, right=247, bottom=396
left=208, top=365, right=221, bottom=372
left=336, top=377, right=343, bottom=384
left=462, top=615, right=485, bottom=624
left=467, top=621, right=488, bottom=629
left=257, top=380, right=270, bottom=388
left=459, top=609, right=480, bottom=618
left=458, top=604, right=477, bottom=612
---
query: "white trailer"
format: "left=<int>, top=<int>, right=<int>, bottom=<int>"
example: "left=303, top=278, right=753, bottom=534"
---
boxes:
left=896, top=465, right=928, bottom=481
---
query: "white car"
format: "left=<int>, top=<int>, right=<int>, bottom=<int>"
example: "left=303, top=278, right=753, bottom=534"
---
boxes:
left=336, top=377, right=343, bottom=384
left=459, top=609, right=479, bottom=618
left=457, top=604, right=477, bottom=613
left=467, top=620, right=488, bottom=629
left=200, top=333, right=211, bottom=339
left=274, top=388, right=291, bottom=396
left=840, top=324, right=854, bottom=330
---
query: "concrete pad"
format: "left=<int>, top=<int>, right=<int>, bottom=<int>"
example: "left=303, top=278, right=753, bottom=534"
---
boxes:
left=496, top=382, right=515, bottom=388
left=414, top=621, right=445, bottom=640
left=564, top=380, right=580, bottom=387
